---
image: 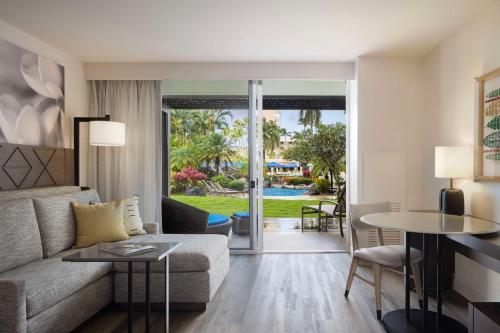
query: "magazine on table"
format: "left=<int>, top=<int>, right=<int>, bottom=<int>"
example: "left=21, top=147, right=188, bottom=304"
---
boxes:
left=102, top=243, right=157, bottom=256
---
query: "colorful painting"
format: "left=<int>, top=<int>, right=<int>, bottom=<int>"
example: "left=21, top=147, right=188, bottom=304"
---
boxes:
left=476, top=67, right=500, bottom=180
left=0, top=38, right=66, bottom=148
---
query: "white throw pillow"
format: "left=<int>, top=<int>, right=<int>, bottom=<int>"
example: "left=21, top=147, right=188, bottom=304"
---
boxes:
left=123, top=195, right=146, bottom=235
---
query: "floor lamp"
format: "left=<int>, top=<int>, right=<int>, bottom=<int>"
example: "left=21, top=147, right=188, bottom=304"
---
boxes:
left=73, top=115, right=126, bottom=185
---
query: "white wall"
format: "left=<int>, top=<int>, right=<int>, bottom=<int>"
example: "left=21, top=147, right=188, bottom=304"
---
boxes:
left=422, top=0, right=500, bottom=300
left=353, top=57, right=424, bottom=210
left=0, top=20, right=89, bottom=183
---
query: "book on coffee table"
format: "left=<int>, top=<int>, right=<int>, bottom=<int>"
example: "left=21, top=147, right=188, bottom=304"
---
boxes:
left=102, top=243, right=157, bottom=256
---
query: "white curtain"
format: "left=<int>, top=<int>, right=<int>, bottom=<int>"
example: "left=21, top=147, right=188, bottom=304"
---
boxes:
left=88, top=80, right=162, bottom=223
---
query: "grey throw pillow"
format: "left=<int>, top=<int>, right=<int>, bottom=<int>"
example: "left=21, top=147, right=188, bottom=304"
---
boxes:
left=32, top=189, right=101, bottom=257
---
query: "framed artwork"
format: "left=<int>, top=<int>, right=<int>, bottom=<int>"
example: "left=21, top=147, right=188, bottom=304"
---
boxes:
left=0, top=38, right=66, bottom=148
left=475, top=67, right=500, bottom=181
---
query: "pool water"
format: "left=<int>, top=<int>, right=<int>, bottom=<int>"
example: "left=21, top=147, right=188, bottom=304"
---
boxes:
left=263, top=188, right=308, bottom=196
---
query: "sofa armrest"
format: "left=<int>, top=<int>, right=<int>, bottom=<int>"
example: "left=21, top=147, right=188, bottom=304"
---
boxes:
left=143, top=222, right=159, bottom=235
left=0, top=280, right=26, bottom=333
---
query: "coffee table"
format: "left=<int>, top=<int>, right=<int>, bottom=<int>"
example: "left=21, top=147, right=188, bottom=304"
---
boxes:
left=361, top=212, right=499, bottom=333
left=63, top=242, right=180, bottom=333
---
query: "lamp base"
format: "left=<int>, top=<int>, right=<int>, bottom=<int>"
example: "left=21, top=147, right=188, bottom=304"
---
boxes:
left=439, top=188, right=464, bottom=216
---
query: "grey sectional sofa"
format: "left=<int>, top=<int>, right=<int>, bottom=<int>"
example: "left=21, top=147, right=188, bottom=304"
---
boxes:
left=0, top=186, right=229, bottom=333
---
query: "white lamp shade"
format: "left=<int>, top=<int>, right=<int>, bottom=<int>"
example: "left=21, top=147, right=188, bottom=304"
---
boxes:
left=89, top=121, right=126, bottom=146
left=435, top=146, right=473, bottom=179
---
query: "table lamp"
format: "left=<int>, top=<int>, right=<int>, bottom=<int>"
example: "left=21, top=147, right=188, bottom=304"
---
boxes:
left=434, top=146, right=473, bottom=216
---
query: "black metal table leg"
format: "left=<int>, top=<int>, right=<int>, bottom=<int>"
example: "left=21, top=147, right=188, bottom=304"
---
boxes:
left=405, top=232, right=411, bottom=321
left=422, top=234, right=429, bottom=333
left=165, top=256, right=169, bottom=333
left=128, top=261, right=133, bottom=333
left=437, top=235, right=443, bottom=328
left=146, top=261, right=150, bottom=333
left=380, top=229, right=467, bottom=333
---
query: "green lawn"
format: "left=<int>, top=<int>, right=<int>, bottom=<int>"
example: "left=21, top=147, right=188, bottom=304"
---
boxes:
left=171, top=195, right=320, bottom=218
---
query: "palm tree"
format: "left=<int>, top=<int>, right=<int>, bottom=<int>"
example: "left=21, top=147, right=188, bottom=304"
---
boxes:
left=170, top=144, right=200, bottom=171
left=197, top=109, right=233, bottom=134
left=200, top=133, right=235, bottom=174
left=262, top=118, right=284, bottom=161
left=298, top=109, right=321, bottom=131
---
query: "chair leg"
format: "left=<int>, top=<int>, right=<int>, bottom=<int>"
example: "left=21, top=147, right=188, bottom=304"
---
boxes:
left=338, top=214, right=344, bottom=238
left=373, top=263, right=382, bottom=321
left=412, top=262, right=423, bottom=308
left=301, top=209, right=304, bottom=232
left=344, top=257, right=359, bottom=297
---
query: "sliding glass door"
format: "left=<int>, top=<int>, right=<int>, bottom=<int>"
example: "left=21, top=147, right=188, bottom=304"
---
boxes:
left=162, top=80, right=263, bottom=251
left=248, top=80, right=264, bottom=251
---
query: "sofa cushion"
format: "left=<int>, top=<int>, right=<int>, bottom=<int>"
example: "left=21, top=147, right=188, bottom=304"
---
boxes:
left=0, top=199, right=43, bottom=274
left=0, top=186, right=80, bottom=204
left=0, top=258, right=112, bottom=318
left=72, top=200, right=129, bottom=248
left=113, top=233, right=228, bottom=273
left=208, top=214, right=230, bottom=226
left=32, top=189, right=101, bottom=257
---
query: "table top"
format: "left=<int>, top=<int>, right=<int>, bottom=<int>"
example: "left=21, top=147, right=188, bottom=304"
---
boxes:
left=62, top=242, right=181, bottom=262
left=361, top=211, right=500, bottom=235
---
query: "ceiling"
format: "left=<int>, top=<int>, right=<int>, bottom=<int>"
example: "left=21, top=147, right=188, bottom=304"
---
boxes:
left=0, top=0, right=493, bottom=62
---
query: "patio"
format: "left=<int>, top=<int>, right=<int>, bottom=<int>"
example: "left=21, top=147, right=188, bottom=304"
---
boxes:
left=229, top=217, right=346, bottom=251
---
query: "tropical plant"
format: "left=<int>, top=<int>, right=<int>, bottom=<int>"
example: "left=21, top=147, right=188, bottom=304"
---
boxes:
left=169, top=109, right=233, bottom=144
left=310, top=123, right=346, bottom=191
left=222, top=118, right=247, bottom=146
left=283, top=177, right=313, bottom=186
left=281, top=129, right=314, bottom=168
left=228, top=180, right=245, bottom=191
left=315, top=178, right=330, bottom=193
left=172, top=167, right=207, bottom=192
left=282, top=123, right=345, bottom=192
left=298, top=109, right=321, bottom=131
left=263, top=118, right=286, bottom=161
left=170, top=144, right=201, bottom=171
left=211, top=174, right=232, bottom=188
left=199, top=133, right=235, bottom=174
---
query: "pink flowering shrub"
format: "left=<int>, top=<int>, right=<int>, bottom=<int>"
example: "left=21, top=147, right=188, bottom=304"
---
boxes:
left=172, top=167, right=207, bottom=192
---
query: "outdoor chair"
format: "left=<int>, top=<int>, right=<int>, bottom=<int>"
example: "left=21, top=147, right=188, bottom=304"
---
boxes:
left=202, top=180, right=246, bottom=197
left=344, top=202, right=423, bottom=321
left=162, top=196, right=232, bottom=236
left=301, top=186, right=346, bottom=236
left=232, top=212, right=250, bottom=234
left=212, top=182, right=247, bottom=197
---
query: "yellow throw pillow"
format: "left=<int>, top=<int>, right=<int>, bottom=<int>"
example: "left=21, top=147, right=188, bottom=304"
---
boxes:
left=71, top=200, right=129, bottom=248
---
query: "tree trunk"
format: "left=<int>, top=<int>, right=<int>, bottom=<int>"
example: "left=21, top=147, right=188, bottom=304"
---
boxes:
left=329, top=170, right=334, bottom=192
left=215, top=157, right=220, bottom=174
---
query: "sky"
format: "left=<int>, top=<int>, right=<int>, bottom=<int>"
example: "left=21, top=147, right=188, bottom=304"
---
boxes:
left=279, top=110, right=345, bottom=133
left=229, top=109, right=346, bottom=132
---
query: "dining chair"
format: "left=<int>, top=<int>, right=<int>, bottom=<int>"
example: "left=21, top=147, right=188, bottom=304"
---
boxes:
left=344, top=202, right=423, bottom=320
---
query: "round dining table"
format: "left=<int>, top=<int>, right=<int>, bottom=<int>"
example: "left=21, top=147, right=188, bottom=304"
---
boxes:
left=360, top=211, right=500, bottom=333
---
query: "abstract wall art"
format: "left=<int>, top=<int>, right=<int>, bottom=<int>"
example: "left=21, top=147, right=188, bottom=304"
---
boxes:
left=0, top=38, right=66, bottom=148
left=475, top=67, right=500, bottom=180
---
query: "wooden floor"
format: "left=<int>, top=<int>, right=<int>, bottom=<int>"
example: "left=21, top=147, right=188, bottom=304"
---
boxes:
left=75, top=254, right=467, bottom=333
left=264, top=231, right=345, bottom=252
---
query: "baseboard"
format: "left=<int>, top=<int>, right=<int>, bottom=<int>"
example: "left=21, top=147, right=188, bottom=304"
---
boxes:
left=115, top=302, right=207, bottom=312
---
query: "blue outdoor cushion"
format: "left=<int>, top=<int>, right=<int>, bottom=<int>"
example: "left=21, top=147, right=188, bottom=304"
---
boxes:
left=208, top=214, right=229, bottom=226
left=233, top=212, right=250, bottom=218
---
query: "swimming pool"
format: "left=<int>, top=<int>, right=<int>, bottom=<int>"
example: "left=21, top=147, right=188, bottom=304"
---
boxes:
left=263, top=188, right=308, bottom=196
